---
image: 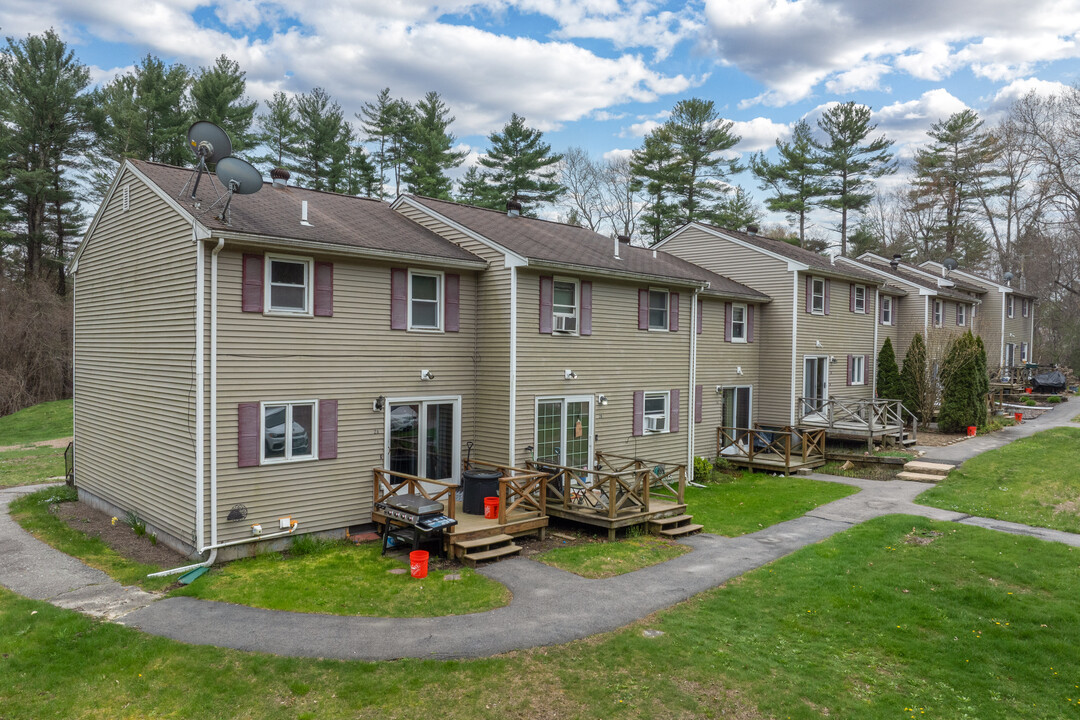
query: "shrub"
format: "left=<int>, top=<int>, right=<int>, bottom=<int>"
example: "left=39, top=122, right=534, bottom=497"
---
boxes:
left=693, top=456, right=713, bottom=484
left=900, top=333, right=929, bottom=422
left=877, top=337, right=902, bottom=402
left=938, top=331, right=986, bottom=433
left=1048, top=395, right=1062, bottom=403
left=1025, top=398, right=1037, bottom=407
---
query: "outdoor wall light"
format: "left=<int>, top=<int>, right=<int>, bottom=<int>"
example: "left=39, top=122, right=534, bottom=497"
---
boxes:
left=420, top=369, right=435, bottom=381
left=564, top=369, right=577, bottom=380
left=715, top=385, right=723, bottom=394
left=373, top=395, right=385, bottom=412
left=815, top=340, right=823, bottom=348
left=736, top=366, right=743, bottom=376
left=597, top=394, right=608, bottom=406
left=829, top=356, right=837, bottom=363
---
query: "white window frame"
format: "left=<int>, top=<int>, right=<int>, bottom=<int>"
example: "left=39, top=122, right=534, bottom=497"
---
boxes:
left=853, top=284, right=866, bottom=313
left=407, top=269, right=444, bottom=332
left=933, top=299, right=943, bottom=327
left=384, top=395, right=462, bottom=484
left=643, top=390, right=670, bottom=433
left=881, top=296, right=893, bottom=326
left=957, top=304, right=967, bottom=327
left=648, top=288, right=670, bottom=331
left=1020, top=342, right=1028, bottom=363
left=533, top=395, right=595, bottom=469
left=260, top=400, right=318, bottom=465
left=851, top=355, right=866, bottom=386
left=265, top=254, right=314, bottom=316
left=552, top=277, right=580, bottom=336
left=1005, top=343, right=1016, bottom=367
left=811, top=277, right=826, bottom=315
left=1007, top=295, right=1014, bottom=318
left=730, top=303, right=747, bottom=343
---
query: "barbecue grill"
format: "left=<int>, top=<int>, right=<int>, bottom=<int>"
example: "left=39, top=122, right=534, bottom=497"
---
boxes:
left=375, top=493, right=457, bottom=556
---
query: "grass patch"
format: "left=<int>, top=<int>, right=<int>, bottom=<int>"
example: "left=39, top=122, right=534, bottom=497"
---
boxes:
left=918, top=426, right=1080, bottom=533
left=9, top=487, right=174, bottom=592
left=819, top=459, right=903, bottom=482
left=0, top=445, right=66, bottom=487
left=537, top=534, right=689, bottom=578
left=0, top=399, right=72, bottom=445
left=684, top=471, right=857, bottom=536
left=171, top=540, right=510, bottom=617
left=4, top=515, right=1080, bottom=718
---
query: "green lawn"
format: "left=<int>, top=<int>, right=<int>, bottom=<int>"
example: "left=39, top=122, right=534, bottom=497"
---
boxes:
left=4, top=515, right=1080, bottom=719
left=172, top=540, right=510, bottom=617
left=685, top=471, right=857, bottom=536
left=918, top=426, right=1080, bottom=533
left=0, top=399, right=72, bottom=445
left=537, top=534, right=689, bottom=577
left=0, top=445, right=66, bottom=488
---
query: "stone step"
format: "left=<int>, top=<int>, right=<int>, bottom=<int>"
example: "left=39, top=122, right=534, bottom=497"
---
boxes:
left=896, top=471, right=946, bottom=483
left=451, top=533, right=514, bottom=550
left=649, top=514, right=694, bottom=527
left=659, top=523, right=704, bottom=537
left=903, top=460, right=955, bottom=476
left=461, top=543, right=521, bottom=567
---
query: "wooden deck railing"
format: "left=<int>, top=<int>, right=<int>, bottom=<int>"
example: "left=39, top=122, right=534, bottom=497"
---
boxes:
left=463, top=459, right=548, bottom=524
left=525, top=460, right=650, bottom=519
left=796, top=397, right=916, bottom=444
left=373, top=468, right=459, bottom=531
left=594, top=452, right=686, bottom=505
left=715, top=426, right=826, bottom=472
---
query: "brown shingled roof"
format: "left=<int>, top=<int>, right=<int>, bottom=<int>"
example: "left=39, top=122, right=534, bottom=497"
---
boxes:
left=407, top=196, right=769, bottom=300
left=853, top=257, right=979, bottom=302
left=130, top=160, right=484, bottom=265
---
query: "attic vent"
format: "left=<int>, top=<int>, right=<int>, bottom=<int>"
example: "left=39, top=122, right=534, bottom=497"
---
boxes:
left=122, top=184, right=130, bottom=212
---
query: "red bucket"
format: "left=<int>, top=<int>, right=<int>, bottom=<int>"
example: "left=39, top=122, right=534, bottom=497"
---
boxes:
left=409, top=550, right=429, bottom=579
left=1026, top=387, right=1032, bottom=394
left=1014, top=412, right=1023, bottom=423
left=483, top=496, right=499, bottom=520
left=967, top=426, right=977, bottom=437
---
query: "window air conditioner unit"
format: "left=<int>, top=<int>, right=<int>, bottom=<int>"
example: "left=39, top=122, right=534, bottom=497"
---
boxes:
left=645, top=415, right=666, bottom=433
left=554, top=314, right=577, bottom=333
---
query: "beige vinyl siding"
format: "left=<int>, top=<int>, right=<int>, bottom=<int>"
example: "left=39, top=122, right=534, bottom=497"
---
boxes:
left=890, top=292, right=929, bottom=363
left=1002, top=294, right=1034, bottom=366
left=73, top=168, right=198, bottom=547
left=877, top=291, right=901, bottom=358
left=394, top=202, right=511, bottom=464
left=925, top=298, right=972, bottom=364
left=514, top=271, right=691, bottom=467
left=210, top=248, right=479, bottom=544
left=659, top=226, right=792, bottom=425
left=694, top=296, right=762, bottom=458
left=796, top=274, right=877, bottom=406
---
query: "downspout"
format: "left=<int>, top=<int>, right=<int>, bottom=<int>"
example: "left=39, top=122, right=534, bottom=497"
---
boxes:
left=508, top=266, right=518, bottom=465
left=999, top=291, right=1006, bottom=370
left=923, top=295, right=929, bottom=336
left=687, top=288, right=699, bottom=473
left=790, top=270, right=799, bottom=426
left=209, top=238, right=224, bottom=550
left=194, top=229, right=205, bottom=551
left=1030, top=300, right=1036, bottom=360
left=873, top=288, right=879, bottom=397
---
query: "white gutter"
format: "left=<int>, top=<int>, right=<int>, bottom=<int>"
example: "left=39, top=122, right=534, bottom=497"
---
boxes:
left=210, top=239, right=224, bottom=549
left=194, top=228, right=205, bottom=551
left=873, top=287, right=880, bottom=397
left=790, top=270, right=799, bottom=426
left=688, top=289, right=699, bottom=469
left=923, top=296, right=929, bottom=336
left=508, top=266, right=518, bottom=464
left=999, top=290, right=1007, bottom=369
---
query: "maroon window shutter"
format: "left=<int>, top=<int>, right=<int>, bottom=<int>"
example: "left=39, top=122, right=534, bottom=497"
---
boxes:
left=880, top=298, right=885, bottom=324
left=318, top=400, right=338, bottom=460
left=697, top=298, right=703, bottom=335
left=805, top=276, right=812, bottom=313
left=748, top=305, right=755, bottom=343
left=445, top=273, right=460, bottom=332
left=632, top=391, right=644, bottom=436
left=824, top=280, right=831, bottom=315
left=846, top=355, right=853, bottom=386
left=638, top=289, right=649, bottom=330
left=237, top=402, right=260, bottom=467
left=242, top=254, right=264, bottom=313
left=670, top=292, right=680, bottom=332
left=313, top=261, right=333, bottom=317
left=864, top=354, right=872, bottom=387
left=695, top=384, right=703, bottom=423
left=724, top=301, right=732, bottom=342
left=580, top=281, right=592, bottom=336
left=868, top=291, right=874, bottom=319
left=670, top=389, right=680, bottom=433
left=539, top=275, right=553, bottom=334
left=390, top=268, right=407, bottom=330
left=849, top=284, right=855, bottom=312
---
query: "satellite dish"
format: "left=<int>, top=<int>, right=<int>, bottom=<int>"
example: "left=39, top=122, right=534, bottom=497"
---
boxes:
left=180, top=121, right=233, bottom=200
left=210, top=156, right=263, bottom=223
left=1003, top=271, right=1014, bottom=285
left=943, top=257, right=959, bottom=271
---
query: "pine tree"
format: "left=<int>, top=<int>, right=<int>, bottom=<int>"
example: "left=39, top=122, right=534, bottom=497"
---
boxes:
left=630, top=124, right=681, bottom=244
left=750, top=120, right=824, bottom=245
left=663, top=98, right=742, bottom=224
left=455, top=167, right=493, bottom=206
left=476, top=113, right=563, bottom=215
left=900, top=333, right=928, bottom=422
left=709, top=186, right=763, bottom=230
left=812, top=102, right=895, bottom=256
left=358, top=89, right=413, bottom=198
left=189, top=55, right=257, bottom=153
left=293, top=87, right=349, bottom=191
left=251, top=91, right=298, bottom=176
left=401, top=91, right=466, bottom=199
left=938, top=331, right=984, bottom=432
left=876, top=337, right=902, bottom=401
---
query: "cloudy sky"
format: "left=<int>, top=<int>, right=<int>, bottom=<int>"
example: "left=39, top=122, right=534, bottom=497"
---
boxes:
left=3, top=0, right=1079, bottom=223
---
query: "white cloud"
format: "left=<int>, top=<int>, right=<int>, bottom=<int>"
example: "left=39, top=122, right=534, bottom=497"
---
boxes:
left=873, top=88, right=970, bottom=149
left=620, top=119, right=662, bottom=137
left=602, top=147, right=635, bottom=163
left=730, top=117, right=789, bottom=152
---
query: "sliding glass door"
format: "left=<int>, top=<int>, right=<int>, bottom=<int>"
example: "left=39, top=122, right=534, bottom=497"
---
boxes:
left=386, top=397, right=460, bottom=482
left=535, top=396, right=593, bottom=469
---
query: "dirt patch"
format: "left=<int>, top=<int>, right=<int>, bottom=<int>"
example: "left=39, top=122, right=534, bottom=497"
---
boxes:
left=914, top=431, right=969, bottom=447
left=904, top=528, right=943, bottom=546
left=53, top=500, right=188, bottom=568
left=1053, top=499, right=1080, bottom=517
left=0, top=436, right=72, bottom=453
left=671, top=677, right=770, bottom=719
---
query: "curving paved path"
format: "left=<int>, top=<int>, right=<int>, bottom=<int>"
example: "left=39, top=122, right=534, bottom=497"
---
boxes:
left=1, top=404, right=1077, bottom=660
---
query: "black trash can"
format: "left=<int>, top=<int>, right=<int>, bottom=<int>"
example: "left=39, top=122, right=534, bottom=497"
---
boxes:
left=462, top=469, right=502, bottom=515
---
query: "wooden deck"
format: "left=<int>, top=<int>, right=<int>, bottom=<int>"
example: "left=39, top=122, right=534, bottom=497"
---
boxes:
left=716, top=426, right=827, bottom=475
left=795, top=398, right=915, bottom=448
left=545, top=498, right=687, bottom=535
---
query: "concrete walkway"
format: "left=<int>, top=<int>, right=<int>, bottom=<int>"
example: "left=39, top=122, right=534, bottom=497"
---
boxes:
left=1, top=404, right=1077, bottom=661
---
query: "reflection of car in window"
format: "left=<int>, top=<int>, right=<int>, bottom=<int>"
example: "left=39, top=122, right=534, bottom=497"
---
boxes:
left=390, top=405, right=418, bottom=433
left=264, top=407, right=310, bottom=455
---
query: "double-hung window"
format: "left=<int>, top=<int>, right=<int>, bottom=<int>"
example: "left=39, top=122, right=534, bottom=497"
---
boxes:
left=811, top=277, right=826, bottom=314
left=408, top=270, right=442, bottom=331
left=731, top=303, right=747, bottom=342
left=853, top=285, right=866, bottom=313
left=1020, top=342, right=1029, bottom=363
left=643, top=391, right=670, bottom=433
left=552, top=278, right=579, bottom=334
left=850, top=356, right=866, bottom=385
left=266, top=255, right=312, bottom=314
left=648, top=289, right=669, bottom=330
left=957, top=304, right=967, bottom=326
left=933, top=299, right=943, bottom=327
left=881, top=296, right=893, bottom=325
left=1007, top=296, right=1015, bottom=318
left=261, top=401, right=316, bottom=463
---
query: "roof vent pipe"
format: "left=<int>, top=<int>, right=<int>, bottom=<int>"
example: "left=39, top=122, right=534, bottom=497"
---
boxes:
left=270, top=167, right=290, bottom=188
left=617, top=234, right=631, bottom=244
left=506, top=199, right=522, bottom=217
left=745, top=224, right=759, bottom=235
left=613, top=236, right=620, bottom=260
left=890, top=254, right=901, bottom=270
left=301, top=200, right=313, bottom=227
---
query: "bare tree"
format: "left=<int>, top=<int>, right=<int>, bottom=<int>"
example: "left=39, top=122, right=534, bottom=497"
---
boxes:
left=601, top=156, right=646, bottom=241
left=558, top=146, right=604, bottom=230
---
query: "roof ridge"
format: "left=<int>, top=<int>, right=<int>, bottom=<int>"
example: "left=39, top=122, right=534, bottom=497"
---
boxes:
left=411, top=194, right=613, bottom=235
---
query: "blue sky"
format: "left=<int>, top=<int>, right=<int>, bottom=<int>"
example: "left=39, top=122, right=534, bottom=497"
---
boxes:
left=4, top=0, right=1080, bottom=231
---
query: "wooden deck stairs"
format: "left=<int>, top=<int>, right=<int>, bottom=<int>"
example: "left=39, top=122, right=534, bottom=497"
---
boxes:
left=451, top=533, right=522, bottom=567
left=897, top=460, right=955, bottom=483
left=648, top=513, right=703, bottom=538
